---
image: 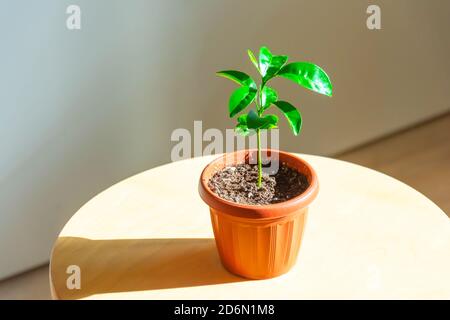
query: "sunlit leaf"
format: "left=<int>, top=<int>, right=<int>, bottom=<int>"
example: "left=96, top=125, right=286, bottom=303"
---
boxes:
left=263, top=55, right=288, bottom=82
left=273, top=100, right=302, bottom=135
left=257, top=46, right=288, bottom=82
left=216, top=70, right=257, bottom=89
left=258, top=46, right=272, bottom=77
left=278, top=62, right=332, bottom=96
left=229, top=86, right=257, bottom=118
left=247, top=49, right=260, bottom=73
left=261, top=86, right=278, bottom=111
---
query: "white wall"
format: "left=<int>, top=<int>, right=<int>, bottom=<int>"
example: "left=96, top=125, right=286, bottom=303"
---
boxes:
left=0, top=0, right=449, bottom=279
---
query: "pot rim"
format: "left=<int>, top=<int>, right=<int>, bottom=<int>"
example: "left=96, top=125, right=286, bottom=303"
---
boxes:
left=198, top=149, right=319, bottom=219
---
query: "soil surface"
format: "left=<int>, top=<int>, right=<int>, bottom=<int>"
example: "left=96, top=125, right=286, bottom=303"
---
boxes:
left=208, top=163, right=309, bottom=205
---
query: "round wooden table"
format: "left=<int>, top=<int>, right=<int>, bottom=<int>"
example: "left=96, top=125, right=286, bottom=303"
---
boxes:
left=50, top=154, right=450, bottom=299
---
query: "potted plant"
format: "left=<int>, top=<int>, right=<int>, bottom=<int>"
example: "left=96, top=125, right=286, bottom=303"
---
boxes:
left=199, top=46, right=332, bottom=279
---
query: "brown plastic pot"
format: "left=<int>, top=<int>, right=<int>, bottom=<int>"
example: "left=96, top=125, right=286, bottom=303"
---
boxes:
left=199, top=149, right=319, bottom=279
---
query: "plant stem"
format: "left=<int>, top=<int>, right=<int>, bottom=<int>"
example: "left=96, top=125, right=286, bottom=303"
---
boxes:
left=257, top=128, right=262, bottom=188
left=255, top=81, right=265, bottom=189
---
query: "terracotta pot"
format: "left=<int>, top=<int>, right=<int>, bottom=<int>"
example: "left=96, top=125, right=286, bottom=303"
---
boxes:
left=198, top=149, right=319, bottom=279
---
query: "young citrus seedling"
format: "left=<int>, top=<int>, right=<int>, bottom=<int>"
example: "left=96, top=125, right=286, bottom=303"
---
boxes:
left=217, top=46, right=333, bottom=188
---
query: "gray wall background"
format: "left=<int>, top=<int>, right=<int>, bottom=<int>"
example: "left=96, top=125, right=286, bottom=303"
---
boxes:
left=0, top=0, right=449, bottom=279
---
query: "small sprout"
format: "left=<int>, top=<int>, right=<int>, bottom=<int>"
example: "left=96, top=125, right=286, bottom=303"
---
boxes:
left=217, top=46, right=333, bottom=188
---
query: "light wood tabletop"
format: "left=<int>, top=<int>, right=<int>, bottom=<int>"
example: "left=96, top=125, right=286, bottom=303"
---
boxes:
left=49, top=154, right=450, bottom=299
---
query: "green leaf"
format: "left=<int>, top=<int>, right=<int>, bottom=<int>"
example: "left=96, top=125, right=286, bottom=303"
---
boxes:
left=216, top=70, right=257, bottom=89
left=273, top=100, right=302, bottom=135
left=278, top=62, right=333, bottom=96
left=229, top=86, right=257, bottom=118
left=247, top=110, right=278, bottom=130
left=235, top=124, right=250, bottom=136
left=263, top=55, right=288, bottom=82
left=234, top=114, right=254, bottom=136
left=259, top=46, right=272, bottom=77
left=247, top=49, right=260, bottom=73
left=237, top=113, right=248, bottom=125
left=258, top=46, right=288, bottom=82
left=261, top=86, right=278, bottom=110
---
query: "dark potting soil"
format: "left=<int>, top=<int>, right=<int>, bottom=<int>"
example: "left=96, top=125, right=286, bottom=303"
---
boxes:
left=208, top=163, right=309, bottom=205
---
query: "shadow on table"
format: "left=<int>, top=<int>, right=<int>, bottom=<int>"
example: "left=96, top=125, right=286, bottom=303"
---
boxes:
left=50, top=237, right=246, bottom=299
